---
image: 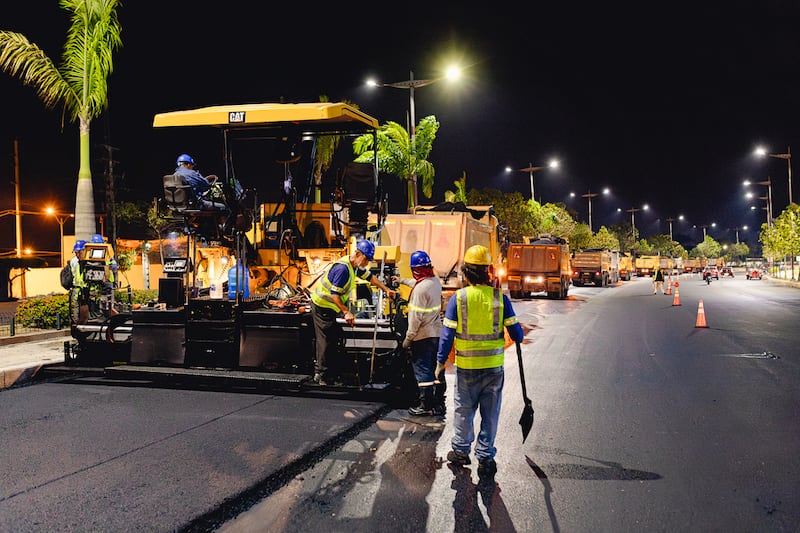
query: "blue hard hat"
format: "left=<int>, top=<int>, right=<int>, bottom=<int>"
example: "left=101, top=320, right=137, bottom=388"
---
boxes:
left=410, top=250, right=432, bottom=268
left=176, top=153, right=195, bottom=165
left=356, top=239, right=375, bottom=260
left=73, top=239, right=86, bottom=252
left=90, top=233, right=104, bottom=243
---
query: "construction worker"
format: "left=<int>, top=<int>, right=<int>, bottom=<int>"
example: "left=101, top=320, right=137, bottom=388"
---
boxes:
left=69, top=240, right=88, bottom=324
left=310, top=239, right=396, bottom=385
left=90, top=234, right=119, bottom=315
left=653, top=265, right=665, bottom=294
left=395, top=250, right=445, bottom=416
left=437, top=245, right=524, bottom=479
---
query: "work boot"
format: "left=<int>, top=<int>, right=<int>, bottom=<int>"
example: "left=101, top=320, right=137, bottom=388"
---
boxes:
left=447, top=450, right=471, bottom=466
left=313, top=373, right=327, bottom=386
left=477, top=458, right=497, bottom=478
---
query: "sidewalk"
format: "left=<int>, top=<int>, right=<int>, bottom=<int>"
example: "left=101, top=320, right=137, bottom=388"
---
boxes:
left=0, top=330, right=70, bottom=389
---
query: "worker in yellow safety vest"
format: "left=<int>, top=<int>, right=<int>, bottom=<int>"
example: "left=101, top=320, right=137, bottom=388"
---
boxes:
left=69, top=240, right=88, bottom=324
left=310, top=239, right=395, bottom=385
left=436, top=244, right=524, bottom=479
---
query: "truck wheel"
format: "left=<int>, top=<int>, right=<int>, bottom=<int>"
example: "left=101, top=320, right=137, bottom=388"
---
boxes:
left=510, top=290, right=523, bottom=299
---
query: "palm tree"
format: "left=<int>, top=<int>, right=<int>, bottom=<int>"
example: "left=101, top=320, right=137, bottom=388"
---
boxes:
left=311, top=95, right=343, bottom=203
left=0, top=0, right=122, bottom=241
left=352, top=116, right=439, bottom=212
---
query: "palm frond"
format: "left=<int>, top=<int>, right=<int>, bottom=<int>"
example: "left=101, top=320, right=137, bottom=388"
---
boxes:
left=60, top=0, right=122, bottom=121
left=0, top=32, right=70, bottom=109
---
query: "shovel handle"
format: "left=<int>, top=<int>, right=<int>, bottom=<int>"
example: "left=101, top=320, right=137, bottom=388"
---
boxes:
left=516, top=341, right=530, bottom=402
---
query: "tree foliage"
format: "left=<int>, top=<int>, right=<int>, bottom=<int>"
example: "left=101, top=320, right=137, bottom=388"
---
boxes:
left=0, top=0, right=122, bottom=241
left=353, top=116, right=439, bottom=211
left=467, top=188, right=536, bottom=242
left=444, top=172, right=468, bottom=204
left=588, top=226, right=620, bottom=251
left=692, top=235, right=722, bottom=259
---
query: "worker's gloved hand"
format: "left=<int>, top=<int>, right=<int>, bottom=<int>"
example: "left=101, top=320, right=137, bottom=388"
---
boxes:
left=387, top=289, right=397, bottom=300
left=435, top=361, right=446, bottom=381
left=402, top=338, right=411, bottom=349
left=343, top=311, right=355, bottom=326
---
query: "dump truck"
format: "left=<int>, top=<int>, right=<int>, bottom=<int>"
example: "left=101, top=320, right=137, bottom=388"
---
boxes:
left=375, top=203, right=502, bottom=303
left=659, top=256, right=675, bottom=276
left=571, top=248, right=618, bottom=287
left=505, top=235, right=571, bottom=299
left=683, top=257, right=706, bottom=273
left=635, top=254, right=660, bottom=277
left=618, top=252, right=634, bottom=281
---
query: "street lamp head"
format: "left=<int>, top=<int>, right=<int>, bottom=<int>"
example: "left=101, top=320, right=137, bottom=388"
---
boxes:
left=444, top=65, right=462, bottom=81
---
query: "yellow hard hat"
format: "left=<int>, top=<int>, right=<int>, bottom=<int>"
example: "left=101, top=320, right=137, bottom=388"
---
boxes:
left=464, top=245, right=492, bottom=266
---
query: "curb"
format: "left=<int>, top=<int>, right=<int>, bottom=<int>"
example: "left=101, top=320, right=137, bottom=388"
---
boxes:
left=1, top=363, right=51, bottom=389
left=0, top=330, right=71, bottom=390
left=0, top=329, right=70, bottom=347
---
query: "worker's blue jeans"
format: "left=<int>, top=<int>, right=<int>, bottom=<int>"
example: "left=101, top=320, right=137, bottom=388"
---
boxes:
left=451, top=366, right=504, bottom=461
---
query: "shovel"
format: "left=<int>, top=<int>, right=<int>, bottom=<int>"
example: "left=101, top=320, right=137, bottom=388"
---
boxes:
left=516, top=341, right=534, bottom=443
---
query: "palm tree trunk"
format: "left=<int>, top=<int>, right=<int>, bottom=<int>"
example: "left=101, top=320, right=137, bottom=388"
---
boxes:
left=74, top=120, right=96, bottom=241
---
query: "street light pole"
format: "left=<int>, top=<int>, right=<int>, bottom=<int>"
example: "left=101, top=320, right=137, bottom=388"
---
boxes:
left=367, top=68, right=461, bottom=210
left=665, top=217, right=675, bottom=240
left=518, top=159, right=559, bottom=203
left=755, top=145, right=792, bottom=206
left=757, top=177, right=774, bottom=227
left=626, top=207, right=641, bottom=245
left=45, top=207, right=73, bottom=267
left=582, top=191, right=599, bottom=232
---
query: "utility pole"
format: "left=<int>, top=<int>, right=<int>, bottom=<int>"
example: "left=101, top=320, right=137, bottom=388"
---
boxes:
left=13, top=139, right=22, bottom=258
left=99, top=142, right=120, bottom=253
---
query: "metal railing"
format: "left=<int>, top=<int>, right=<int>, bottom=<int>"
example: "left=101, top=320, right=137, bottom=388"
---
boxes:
left=0, top=312, right=63, bottom=338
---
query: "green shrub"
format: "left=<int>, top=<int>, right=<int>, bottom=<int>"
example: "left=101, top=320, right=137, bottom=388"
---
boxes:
left=115, top=288, right=159, bottom=305
left=16, top=289, right=161, bottom=328
left=16, top=295, right=69, bottom=329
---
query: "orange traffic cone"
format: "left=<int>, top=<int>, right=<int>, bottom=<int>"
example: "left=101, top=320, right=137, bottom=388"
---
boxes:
left=695, top=299, right=708, bottom=327
left=666, top=276, right=673, bottom=295
left=672, top=283, right=681, bottom=306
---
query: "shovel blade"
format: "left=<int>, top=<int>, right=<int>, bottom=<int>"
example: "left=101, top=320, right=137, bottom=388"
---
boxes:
left=519, top=401, right=534, bottom=443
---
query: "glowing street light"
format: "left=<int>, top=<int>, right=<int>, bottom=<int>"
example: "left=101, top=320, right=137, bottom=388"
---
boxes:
left=518, top=159, right=560, bottom=203
left=744, top=178, right=774, bottom=227
left=366, top=66, right=462, bottom=208
left=755, top=145, right=792, bottom=205
left=46, top=207, right=74, bottom=267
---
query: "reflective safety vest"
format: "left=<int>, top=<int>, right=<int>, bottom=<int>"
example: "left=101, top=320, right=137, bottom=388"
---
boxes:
left=448, top=285, right=506, bottom=370
left=311, top=256, right=357, bottom=312
left=70, top=256, right=86, bottom=289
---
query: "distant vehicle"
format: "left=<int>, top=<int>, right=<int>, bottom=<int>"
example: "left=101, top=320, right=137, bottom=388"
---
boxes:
left=703, top=266, right=719, bottom=281
left=506, top=236, right=572, bottom=299
left=720, top=266, right=734, bottom=278
left=618, top=252, right=634, bottom=281
left=635, top=254, right=660, bottom=277
left=746, top=269, right=763, bottom=280
left=572, top=248, right=618, bottom=287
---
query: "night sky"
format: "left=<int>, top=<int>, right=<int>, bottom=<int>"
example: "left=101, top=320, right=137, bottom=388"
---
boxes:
left=3, top=3, right=800, bottom=256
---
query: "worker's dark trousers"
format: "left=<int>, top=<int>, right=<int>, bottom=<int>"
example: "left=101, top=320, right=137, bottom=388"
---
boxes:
left=311, top=303, right=342, bottom=378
